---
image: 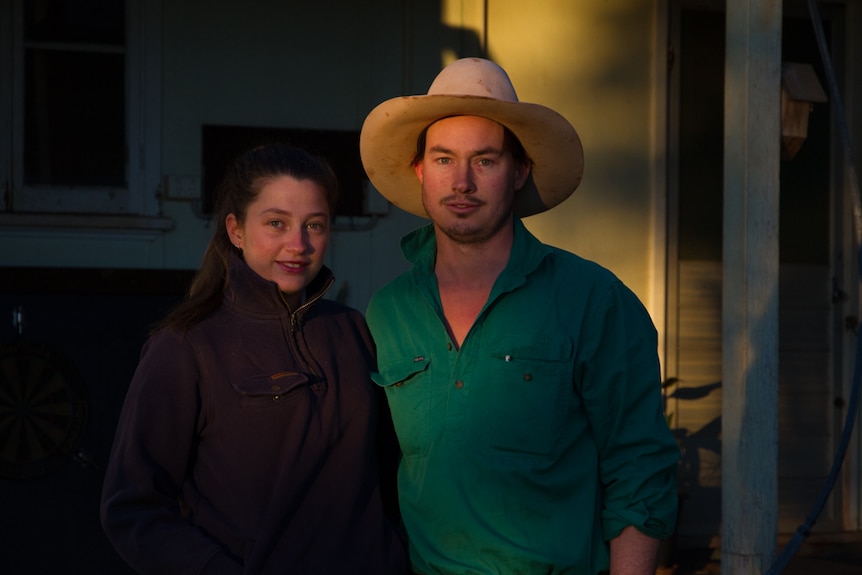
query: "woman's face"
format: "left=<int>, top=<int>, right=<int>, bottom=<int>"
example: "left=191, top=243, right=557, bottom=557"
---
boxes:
left=226, top=175, right=330, bottom=309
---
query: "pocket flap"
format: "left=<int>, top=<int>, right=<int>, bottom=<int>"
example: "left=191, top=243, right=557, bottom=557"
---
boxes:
left=231, top=371, right=310, bottom=397
left=371, top=356, right=431, bottom=388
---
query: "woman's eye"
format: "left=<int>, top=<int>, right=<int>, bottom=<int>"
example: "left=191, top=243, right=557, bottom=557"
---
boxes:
left=267, top=220, right=282, bottom=228
left=477, top=158, right=493, bottom=167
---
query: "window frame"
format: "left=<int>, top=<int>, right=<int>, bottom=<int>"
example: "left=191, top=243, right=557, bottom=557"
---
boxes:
left=0, top=0, right=163, bottom=223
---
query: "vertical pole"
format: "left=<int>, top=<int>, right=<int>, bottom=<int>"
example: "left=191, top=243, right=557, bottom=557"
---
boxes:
left=722, top=1, right=781, bottom=574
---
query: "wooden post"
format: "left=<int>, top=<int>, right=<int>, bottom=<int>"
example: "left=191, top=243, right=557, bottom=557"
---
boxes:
left=722, top=1, right=781, bottom=574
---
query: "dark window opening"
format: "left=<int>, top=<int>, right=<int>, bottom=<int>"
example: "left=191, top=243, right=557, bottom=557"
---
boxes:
left=24, top=50, right=126, bottom=187
left=201, top=125, right=367, bottom=217
left=23, top=0, right=126, bottom=188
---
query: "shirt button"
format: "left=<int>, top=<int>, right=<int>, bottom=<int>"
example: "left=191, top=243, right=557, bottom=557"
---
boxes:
left=523, top=373, right=533, bottom=382
left=454, top=380, right=464, bottom=389
left=447, top=342, right=453, bottom=351
left=272, top=395, right=281, bottom=401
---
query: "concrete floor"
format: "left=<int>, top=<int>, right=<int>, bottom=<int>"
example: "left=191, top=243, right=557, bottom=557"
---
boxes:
left=780, top=554, right=862, bottom=575
left=666, top=543, right=862, bottom=575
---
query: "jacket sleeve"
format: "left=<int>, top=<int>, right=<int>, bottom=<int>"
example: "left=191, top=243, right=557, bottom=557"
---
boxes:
left=577, top=281, right=680, bottom=542
left=100, top=330, right=243, bottom=575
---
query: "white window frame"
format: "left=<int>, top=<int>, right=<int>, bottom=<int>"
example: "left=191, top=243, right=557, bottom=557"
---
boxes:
left=0, top=0, right=164, bottom=226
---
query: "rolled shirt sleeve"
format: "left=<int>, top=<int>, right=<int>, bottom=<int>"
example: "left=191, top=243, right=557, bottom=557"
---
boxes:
left=576, top=280, right=680, bottom=541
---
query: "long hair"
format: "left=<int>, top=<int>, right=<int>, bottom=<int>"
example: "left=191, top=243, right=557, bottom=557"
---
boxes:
left=155, top=143, right=339, bottom=334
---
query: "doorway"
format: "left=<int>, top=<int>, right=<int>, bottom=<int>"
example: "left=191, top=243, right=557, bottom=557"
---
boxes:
left=666, top=0, right=854, bottom=547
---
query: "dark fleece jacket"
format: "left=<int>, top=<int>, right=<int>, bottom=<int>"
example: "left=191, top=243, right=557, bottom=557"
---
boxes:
left=100, top=255, right=407, bottom=574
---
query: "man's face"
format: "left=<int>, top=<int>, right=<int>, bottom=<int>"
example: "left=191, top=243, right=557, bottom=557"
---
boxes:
left=414, top=115, right=529, bottom=245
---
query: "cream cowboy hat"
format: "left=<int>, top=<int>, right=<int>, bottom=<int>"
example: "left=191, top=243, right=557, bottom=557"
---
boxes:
left=359, top=57, right=584, bottom=218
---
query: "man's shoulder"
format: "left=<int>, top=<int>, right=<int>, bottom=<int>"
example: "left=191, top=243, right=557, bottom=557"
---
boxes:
left=375, top=269, right=415, bottom=294
left=542, top=245, right=620, bottom=284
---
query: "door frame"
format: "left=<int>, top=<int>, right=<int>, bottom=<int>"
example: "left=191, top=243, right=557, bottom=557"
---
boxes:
left=663, top=0, right=861, bottom=542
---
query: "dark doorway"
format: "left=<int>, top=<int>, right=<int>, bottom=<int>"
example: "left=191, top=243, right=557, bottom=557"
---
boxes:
left=670, top=1, right=845, bottom=548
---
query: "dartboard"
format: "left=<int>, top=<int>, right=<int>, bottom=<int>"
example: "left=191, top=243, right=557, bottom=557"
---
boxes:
left=0, top=341, right=88, bottom=479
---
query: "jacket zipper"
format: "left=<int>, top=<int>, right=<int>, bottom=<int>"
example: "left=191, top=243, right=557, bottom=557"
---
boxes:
left=285, top=275, right=335, bottom=332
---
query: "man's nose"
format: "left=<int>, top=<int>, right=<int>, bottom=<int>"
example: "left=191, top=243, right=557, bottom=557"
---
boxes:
left=451, top=165, right=476, bottom=193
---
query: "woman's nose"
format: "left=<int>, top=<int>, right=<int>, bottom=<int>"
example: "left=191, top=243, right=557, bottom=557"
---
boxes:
left=283, top=228, right=309, bottom=253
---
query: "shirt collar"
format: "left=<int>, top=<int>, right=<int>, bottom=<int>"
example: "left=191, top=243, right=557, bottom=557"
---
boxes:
left=400, top=217, right=552, bottom=283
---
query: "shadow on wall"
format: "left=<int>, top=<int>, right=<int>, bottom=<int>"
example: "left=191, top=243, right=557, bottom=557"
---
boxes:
left=663, top=378, right=723, bottom=553
left=401, top=0, right=486, bottom=92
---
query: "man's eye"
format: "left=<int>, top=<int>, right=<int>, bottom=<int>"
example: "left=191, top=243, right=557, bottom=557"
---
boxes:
left=478, top=158, right=493, bottom=167
left=268, top=220, right=282, bottom=228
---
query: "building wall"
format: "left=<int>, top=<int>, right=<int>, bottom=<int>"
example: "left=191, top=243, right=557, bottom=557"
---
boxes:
left=490, top=1, right=660, bottom=301
left=0, top=0, right=664, bottom=315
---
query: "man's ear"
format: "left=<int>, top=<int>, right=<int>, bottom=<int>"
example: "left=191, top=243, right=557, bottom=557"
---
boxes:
left=413, top=161, right=425, bottom=185
left=514, top=161, right=531, bottom=190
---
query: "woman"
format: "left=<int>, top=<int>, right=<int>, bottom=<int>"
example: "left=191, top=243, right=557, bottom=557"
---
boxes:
left=100, top=144, right=407, bottom=574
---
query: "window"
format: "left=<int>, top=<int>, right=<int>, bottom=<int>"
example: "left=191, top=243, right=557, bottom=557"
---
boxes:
left=201, top=125, right=368, bottom=217
left=0, top=0, right=162, bottom=221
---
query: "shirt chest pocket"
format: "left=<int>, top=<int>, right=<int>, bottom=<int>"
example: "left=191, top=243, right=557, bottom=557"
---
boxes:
left=230, top=371, right=312, bottom=408
left=472, top=335, right=574, bottom=458
left=372, top=356, right=432, bottom=457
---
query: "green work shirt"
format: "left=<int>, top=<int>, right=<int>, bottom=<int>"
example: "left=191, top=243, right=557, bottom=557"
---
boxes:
left=366, top=218, right=679, bottom=575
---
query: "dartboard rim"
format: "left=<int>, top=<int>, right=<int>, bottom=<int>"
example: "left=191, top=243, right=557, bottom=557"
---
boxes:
left=0, top=340, right=88, bottom=480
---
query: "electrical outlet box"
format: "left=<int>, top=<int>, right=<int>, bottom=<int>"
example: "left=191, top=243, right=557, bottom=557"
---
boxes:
left=165, top=175, right=201, bottom=200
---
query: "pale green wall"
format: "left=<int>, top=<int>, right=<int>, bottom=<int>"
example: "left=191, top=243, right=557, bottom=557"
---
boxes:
left=488, top=0, right=661, bottom=305
left=361, top=0, right=663, bottom=309
left=157, top=0, right=409, bottom=275
left=1, top=0, right=663, bottom=314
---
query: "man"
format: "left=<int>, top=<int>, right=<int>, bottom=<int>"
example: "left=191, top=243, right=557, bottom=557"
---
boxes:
left=359, top=57, right=679, bottom=575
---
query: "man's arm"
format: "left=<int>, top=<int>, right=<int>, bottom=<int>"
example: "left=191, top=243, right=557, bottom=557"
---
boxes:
left=609, top=525, right=661, bottom=575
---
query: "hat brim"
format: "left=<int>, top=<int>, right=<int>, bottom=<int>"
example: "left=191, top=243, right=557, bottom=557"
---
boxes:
left=359, top=94, right=584, bottom=218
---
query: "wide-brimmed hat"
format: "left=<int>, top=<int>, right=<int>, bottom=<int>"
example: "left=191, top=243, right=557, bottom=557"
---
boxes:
left=359, top=57, right=584, bottom=218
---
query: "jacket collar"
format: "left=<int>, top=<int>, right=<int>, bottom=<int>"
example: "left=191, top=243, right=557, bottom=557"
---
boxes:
left=225, top=250, right=335, bottom=316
